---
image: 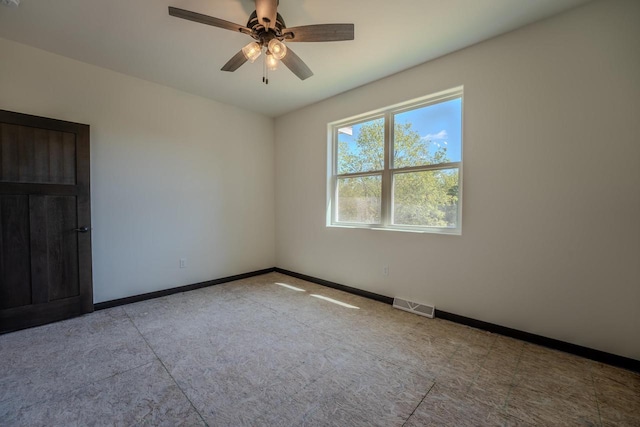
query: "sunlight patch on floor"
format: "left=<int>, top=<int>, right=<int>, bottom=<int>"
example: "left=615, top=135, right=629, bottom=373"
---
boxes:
left=275, top=282, right=306, bottom=292
left=310, top=294, right=359, bottom=309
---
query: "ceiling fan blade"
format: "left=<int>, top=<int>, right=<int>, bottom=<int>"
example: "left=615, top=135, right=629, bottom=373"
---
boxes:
left=168, top=7, right=251, bottom=35
left=221, top=50, right=248, bottom=72
left=280, top=47, right=313, bottom=80
left=283, top=24, right=354, bottom=42
left=255, top=0, right=278, bottom=30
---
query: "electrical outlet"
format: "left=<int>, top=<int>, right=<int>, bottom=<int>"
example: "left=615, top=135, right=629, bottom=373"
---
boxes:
left=179, top=258, right=187, bottom=268
left=383, top=265, right=389, bottom=276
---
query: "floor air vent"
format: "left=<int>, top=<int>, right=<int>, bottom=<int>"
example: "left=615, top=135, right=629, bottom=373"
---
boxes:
left=393, top=298, right=435, bottom=318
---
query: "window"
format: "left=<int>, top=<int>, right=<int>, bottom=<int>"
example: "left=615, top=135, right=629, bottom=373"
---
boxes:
left=328, top=87, right=463, bottom=234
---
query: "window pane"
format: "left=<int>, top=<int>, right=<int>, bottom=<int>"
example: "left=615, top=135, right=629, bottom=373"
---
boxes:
left=337, top=175, right=381, bottom=224
left=393, top=169, right=459, bottom=227
left=337, top=118, right=384, bottom=174
left=393, top=98, right=462, bottom=169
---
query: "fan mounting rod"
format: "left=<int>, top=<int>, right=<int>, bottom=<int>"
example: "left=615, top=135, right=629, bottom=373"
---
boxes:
left=255, top=0, right=278, bottom=30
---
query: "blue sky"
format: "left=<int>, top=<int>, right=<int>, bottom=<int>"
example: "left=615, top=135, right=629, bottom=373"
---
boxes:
left=395, top=98, right=462, bottom=162
left=339, top=97, right=462, bottom=165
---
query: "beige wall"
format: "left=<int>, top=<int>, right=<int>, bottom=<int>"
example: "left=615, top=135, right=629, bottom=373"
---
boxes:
left=275, top=0, right=640, bottom=360
left=0, top=38, right=276, bottom=303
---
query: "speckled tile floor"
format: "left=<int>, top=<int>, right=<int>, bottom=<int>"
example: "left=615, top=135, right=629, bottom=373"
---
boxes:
left=1, top=272, right=639, bottom=426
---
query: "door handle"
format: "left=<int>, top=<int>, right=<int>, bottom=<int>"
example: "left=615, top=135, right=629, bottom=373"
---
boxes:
left=74, top=226, right=90, bottom=233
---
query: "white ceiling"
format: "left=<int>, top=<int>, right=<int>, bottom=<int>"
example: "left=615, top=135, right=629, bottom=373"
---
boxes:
left=0, top=0, right=591, bottom=117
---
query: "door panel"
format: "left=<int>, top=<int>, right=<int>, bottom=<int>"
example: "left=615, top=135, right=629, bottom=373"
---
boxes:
left=29, top=195, right=80, bottom=303
left=0, top=123, right=20, bottom=182
left=0, top=195, right=31, bottom=309
left=0, top=110, right=92, bottom=333
left=0, top=123, right=76, bottom=185
left=45, top=196, right=79, bottom=301
left=29, top=195, right=49, bottom=305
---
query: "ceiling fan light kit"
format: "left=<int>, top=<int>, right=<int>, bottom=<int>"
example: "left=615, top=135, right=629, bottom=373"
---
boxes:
left=266, top=53, right=279, bottom=71
left=267, top=38, right=287, bottom=60
left=168, top=0, right=354, bottom=83
left=0, top=0, right=20, bottom=7
left=242, top=42, right=262, bottom=63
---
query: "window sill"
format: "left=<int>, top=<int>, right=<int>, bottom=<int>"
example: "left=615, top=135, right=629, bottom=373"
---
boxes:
left=327, top=223, right=461, bottom=235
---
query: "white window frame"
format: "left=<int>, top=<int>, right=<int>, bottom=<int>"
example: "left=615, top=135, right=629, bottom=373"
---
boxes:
left=327, top=86, right=463, bottom=235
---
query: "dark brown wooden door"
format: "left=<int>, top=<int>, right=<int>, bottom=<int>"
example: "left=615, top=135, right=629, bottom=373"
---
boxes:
left=0, top=110, right=92, bottom=333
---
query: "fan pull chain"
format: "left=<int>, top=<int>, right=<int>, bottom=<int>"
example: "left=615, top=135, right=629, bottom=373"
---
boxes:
left=261, top=52, right=269, bottom=85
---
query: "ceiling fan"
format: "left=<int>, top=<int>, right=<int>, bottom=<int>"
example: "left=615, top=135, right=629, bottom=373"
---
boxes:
left=168, top=0, right=354, bottom=83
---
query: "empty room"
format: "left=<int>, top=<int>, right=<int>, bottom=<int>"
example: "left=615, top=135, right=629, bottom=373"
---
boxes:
left=0, top=0, right=638, bottom=425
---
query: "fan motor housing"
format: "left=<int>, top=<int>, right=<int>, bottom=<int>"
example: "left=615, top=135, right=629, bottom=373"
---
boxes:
left=247, top=11, right=286, bottom=37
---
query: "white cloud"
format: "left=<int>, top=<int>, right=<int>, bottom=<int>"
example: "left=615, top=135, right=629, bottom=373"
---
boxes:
left=421, top=130, right=448, bottom=141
